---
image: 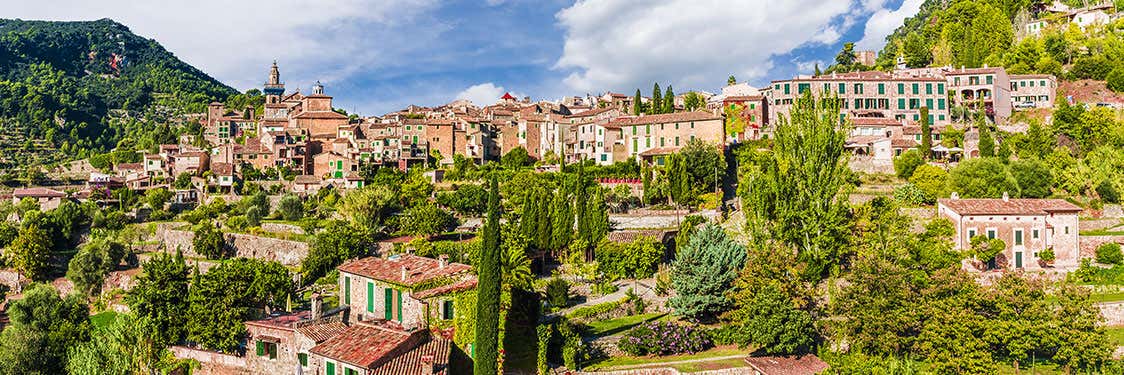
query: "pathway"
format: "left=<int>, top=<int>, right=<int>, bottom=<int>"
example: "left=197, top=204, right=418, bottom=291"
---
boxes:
left=592, top=354, right=748, bottom=372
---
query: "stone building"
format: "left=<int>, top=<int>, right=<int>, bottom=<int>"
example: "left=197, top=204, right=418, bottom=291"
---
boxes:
left=337, top=254, right=476, bottom=332
left=938, top=194, right=1082, bottom=270
left=945, top=66, right=1012, bottom=124
left=1009, top=74, right=1057, bottom=109
left=768, top=70, right=951, bottom=128
left=244, top=299, right=347, bottom=375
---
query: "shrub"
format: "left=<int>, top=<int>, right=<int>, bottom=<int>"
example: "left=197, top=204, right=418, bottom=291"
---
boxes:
left=277, top=194, right=303, bottom=221
left=892, top=183, right=927, bottom=206
left=1039, top=248, right=1055, bottom=263
left=617, top=321, right=713, bottom=356
left=245, top=206, right=262, bottom=227
left=1108, top=67, right=1124, bottom=93
left=594, top=237, right=664, bottom=280
left=567, top=298, right=625, bottom=321
left=1097, top=180, right=1120, bottom=204
left=537, top=324, right=552, bottom=375
left=893, top=149, right=925, bottom=179
left=193, top=223, right=226, bottom=259
left=1096, top=243, right=1123, bottom=265
left=545, top=278, right=570, bottom=308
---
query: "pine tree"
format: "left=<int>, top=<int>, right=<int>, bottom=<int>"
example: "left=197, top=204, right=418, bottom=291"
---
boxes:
left=664, top=85, right=675, bottom=113
left=920, top=106, right=932, bottom=159
left=727, top=75, right=737, bottom=86
left=652, top=83, right=663, bottom=115
left=633, top=89, right=643, bottom=115
left=474, top=176, right=502, bottom=375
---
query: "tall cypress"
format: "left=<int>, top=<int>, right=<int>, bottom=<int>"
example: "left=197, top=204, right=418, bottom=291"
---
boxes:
left=920, top=106, right=932, bottom=159
left=664, top=85, right=675, bottom=113
left=587, top=189, right=609, bottom=244
left=521, top=189, right=539, bottom=240
left=551, top=191, right=573, bottom=250
left=633, top=89, right=643, bottom=115
left=641, top=163, right=652, bottom=205
left=651, top=83, right=662, bottom=115
left=575, top=161, right=590, bottom=247
left=536, top=190, right=554, bottom=250
left=474, top=176, right=502, bottom=375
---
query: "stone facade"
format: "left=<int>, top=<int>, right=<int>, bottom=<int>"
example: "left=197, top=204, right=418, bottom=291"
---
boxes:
left=154, top=223, right=309, bottom=266
left=938, top=196, right=1082, bottom=270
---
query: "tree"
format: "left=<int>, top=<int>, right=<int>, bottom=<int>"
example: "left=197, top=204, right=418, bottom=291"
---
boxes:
left=550, top=191, right=573, bottom=251
left=727, top=75, right=737, bottom=86
left=919, top=107, right=932, bottom=159
left=187, top=258, right=291, bottom=353
left=667, top=154, right=690, bottom=207
left=0, top=283, right=90, bottom=374
left=193, top=222, right=226, bottom=259
left=742, top=91, right=850, bottom=281
left=813, top=63, right=821, bottom=76
left=978, top=123, right=995, bottom=158
left=835, top=42, right=857, bottom=68
left=734, top=284, right=816, bottom=355
left=947, top=158, right=1018, bottom=198
left=502, top=147, right=533, bottom=169
left=475, top=176, right=502, bottom=375
left=909, top=164, right=948, bottom=203
left=67, top=313, right=168, bottom=375
left=437, top=184, right=488, bottom=216
left=585, top=189, right=609, bottom=244
left=680, top=138, right=724, bottom=196
left=400, top=203, right=456, bottom=237
left=245, top=206, right=262, bottom=227
left=651, top=83, right=662, bottom=115
left=669, top=224, right=746, bottom=322
left=301, top=223, right=371, bottom=283
left=1107, top=68, right=1124, bottom=93
left=893, top=149, right=925, bottom=179
left=1096, top=243, right=1122, bottom=265
left=683, top=92, right=704, bottom=111
left=1010, top=159, right=1053, bottom=198
left=902, top=32, right=931, bottom=68
left=277, top=194, right=303, bottom=221
left=663, top=85, right=675, bottom=113
left=66, top=239, right=125, bottom=296
left=7, top=224, right=52, bottom=280
left=632, top=89, right=642, bottom=115
left=128, top=250, right=190, bottom=348
left=337, top=184, right=397, bottom=230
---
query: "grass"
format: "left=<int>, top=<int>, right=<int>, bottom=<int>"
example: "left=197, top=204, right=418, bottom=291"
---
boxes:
left=585, top=313, right=668, bottom=337
left=1092, top=291, right=1124, bottom=303
left=90, top=310, right=119, bottom=329
left=1107, top=327, right=1124, bottom=346
left=584, top=346, right=747, bottom=371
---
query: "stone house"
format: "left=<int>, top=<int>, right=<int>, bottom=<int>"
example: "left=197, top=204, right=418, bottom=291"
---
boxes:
left=768, top=70, right=951, bottom=127
left=721, top=95, right=768, bottom=141
left=244, top=299, right=347, bottom=375
left=11, top=187, right=66, bottom=211
left=946, top=66, right=1012, bottom=124
left=172, top=151, right=209, bottom=177
left=619, top=111, right=725, bottom=162
left=336, top=254, right=476, bottom=332
left=1009, top=74, right=1056, bottom=109
left=937, top=194, right=1082, bottom=270
left=308, top=321, right=452, bottom=375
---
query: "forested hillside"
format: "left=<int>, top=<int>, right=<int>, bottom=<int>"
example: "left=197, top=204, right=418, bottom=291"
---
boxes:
left=0, top=18, right=237, bottom=173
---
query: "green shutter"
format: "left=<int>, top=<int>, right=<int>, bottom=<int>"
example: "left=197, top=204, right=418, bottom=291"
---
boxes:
left=255, top=341, right=264, bottom=356
left=396, top=290, right=403, bottom=322
left=327, top=362, right=336, bottom=375
left=367, top=282, right=374, bottom=313
left=344, top=276, right=351, bottom=305
left=385, top=288, right=393, bottom=320
left=299, top=353, right=308, bottom=366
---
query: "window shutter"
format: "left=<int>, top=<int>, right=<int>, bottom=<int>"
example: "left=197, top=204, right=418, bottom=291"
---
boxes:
left=299, top=353, right=308, bottom=366
left=327, top=361, right=336, bottom=375
left=255, top=341, right=264, bottom=356
left=269, top=343, right=277, bottom=359
left=367, top=282, right=374, bottom=313
left=397, top=289, right=403, bottom=322
left=385, top=288, right=393, bottom=320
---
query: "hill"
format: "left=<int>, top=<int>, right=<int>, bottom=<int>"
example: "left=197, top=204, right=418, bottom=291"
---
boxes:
left=0, top=18, right=237, bottom=173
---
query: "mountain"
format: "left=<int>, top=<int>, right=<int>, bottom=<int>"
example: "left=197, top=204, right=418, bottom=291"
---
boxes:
left=0, top=18, right=237, bottom=172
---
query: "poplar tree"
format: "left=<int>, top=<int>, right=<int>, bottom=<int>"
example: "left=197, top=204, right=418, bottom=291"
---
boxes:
left=633, top=89, right=643, bottom=115
left=664, top=86, right=675, bottom=113
left=651, top=83, right=663, bottom=114
left=920, top=106, right=932, bottom=159
left=474, top=176, right=502, bottom=375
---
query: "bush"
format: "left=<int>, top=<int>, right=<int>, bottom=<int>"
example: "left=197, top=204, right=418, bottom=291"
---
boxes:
left=1107, top=68, right=1124, bottom=93
left=617, top=321, right=713, bottom=356
left=545, top=278, right=570, bottom=308
left=1097, top=180, right=1120, bottom=204
left=1039, top=248, right=1056, bottom=263
left=892, top=183, right=927, bottom=206
left=193, top=223, right=226, bottom=259
left=893, top=149, right=925, bottom=179
left=277, top=194, right=303, bottom=221
left=567, top=298, right=624, bottom=321
left=245, top=206, right=262, bottom=227
left=909, top=164, right=947, bottom=203
left=399, top=203, right=456, bottom=237
left=594, top=237, right=664, bottom=280
left=1096, top=243, right=1123, bottom=265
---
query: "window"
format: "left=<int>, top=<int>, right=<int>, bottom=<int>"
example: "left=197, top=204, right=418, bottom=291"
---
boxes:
left=912, top=83, right=919, bottom=94
left=600, top=154, right=606, bottom=162
left=798, top=83, right=810, bottom=93
left=968, top=228, right=977, bottom=239
left=986, top=75, right=993, bottom=84
left=443, top=300, right=455, bottom=320
left=838, top=83, right=846, bottom=94
left=784, top=83, right=790, bottom=94
left=898, top=98, right=906, bottom=109
left=938, top=98, right=946, bottom=110
left=632, top=126, right=637, bottom=135
left=299, top=353, right=308, bottom=367
left=1033, top=229, right=1039, bottom=239
left=938, top=83, right=945, bottom=94
left=1014, top=229, right=1023, bottom=246
left=897, top=83, right=905, bottom=94
left=878, top=83, right=885, bottom=95
left=346, top=368, right=359, bottom=375
left=926, top=83, right=933, bottom=94
left=1040, top=80, right=1047, bottom=86
left=926, top=99, right=933, bottom=109
left=675, top=137, right=680, bottom=146
left=327, top=362, right=336, bottom=375
left=255, top=341, right=277, bottom=359
left=987, top=229, right=997, bottom=239
left=1065, top=226, right=1069, bottom=234
left=367, top=282, right=375, bottom=313
left=853, top=83, right=863, bottom=94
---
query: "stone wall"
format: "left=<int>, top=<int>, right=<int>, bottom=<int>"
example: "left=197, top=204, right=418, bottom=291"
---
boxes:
left=1102, top=302, right=1124, bottom=327
left=260, top=222, right=305, bottom=235
left=1080, top=236, right=1124, bottom=260
left=0, top=269, right=29, bottom=294
left=169, top=346, right=248, bottom=375
left=152, top=223, right=309, bottom=266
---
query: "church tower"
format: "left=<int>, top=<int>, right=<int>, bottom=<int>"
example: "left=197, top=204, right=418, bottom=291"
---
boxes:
left=264, top=61, right=285, bottom=104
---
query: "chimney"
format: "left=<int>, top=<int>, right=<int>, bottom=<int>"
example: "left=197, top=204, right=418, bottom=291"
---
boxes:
left=438, top=255, right=449, bottom=269
left=311, top=292, right=323, bottom=319
left=421, top=354, right=436, bottom=373
left=401, top=266, right=408, bottom=281
left=951, top=191, right=960, bottom=200
left=1002, top=192, right=1009, bottom=202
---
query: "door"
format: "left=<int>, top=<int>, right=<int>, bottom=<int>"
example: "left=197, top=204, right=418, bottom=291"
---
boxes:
left=1015, top=252, right=1023, bottom=269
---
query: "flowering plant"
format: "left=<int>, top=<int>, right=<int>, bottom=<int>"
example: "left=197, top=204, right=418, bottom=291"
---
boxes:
left=617, top=321, right=712, bottom=356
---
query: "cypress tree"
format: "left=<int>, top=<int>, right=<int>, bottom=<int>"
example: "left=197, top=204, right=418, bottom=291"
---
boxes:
left=587, top=189, right=609, bottom=244
left=575, top=161, right=590, bottom=246
left=664, top=85, right=675, bottom=113
left=551, top=191, right=573, bottom=250
left=652, top=83, right=662, bottom=115
left=641, top=163, right=652, bottom=205
left=536, top=190, right=554, bottom=250
left=521, top=189, right=540, bottom=240
left=474, top=176, right=502, bottom=375
left=978, top=124, right=995, bottom=158
left=814, top=63, right=822, bottom=76
left=633, top=89, right=643, bottom=115
left=920, top=106, right=932, bottom=159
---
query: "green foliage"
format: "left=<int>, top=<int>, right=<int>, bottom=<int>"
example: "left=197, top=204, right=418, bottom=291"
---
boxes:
left=893, top=183, right=928, bottom=206
left=187, top=258, right=292, bottom=353
left=1097, top=243, right=1123, bottom=265
left=437, top=184, right=487, bottom=216
left=1039, top=248, right=1055, bottom=263
left=683, top=92, right=704, bottom=111
left=245, top=206, right=262, bottom=227
left=192, top=222, right=225, bottom=259
left=947, top=158, right=1017, bottom=198
left=741, top=91, right=850, bottom=282
left=731, top=284, right=816, bottom=355
left=970, top=235, right=1006, bottom=264
left=595, top=236, right=664, bottom=280
left=669, top=224, right=746, bottom=322
left=301, top=222, right=371, bottom=283
left=0, top=283, right=90, bottom=374
left=617, top=321, right=713, bottom=356
left=66, top=239, right=126, bottom=296
left=1009, top=159, right=1053, bottom=198
left=66, top=313, right=176, bottom=375
left=545, top=277, right=570, bottom=308
left=400, top=202, right=456, bottom=237
left=501, top=147, right=533, bottom=169
left=679, top=138, right=724, bottom=198
left=893, top=149, right=925, bottom=179
left=7, top=223, right=52, bottom=280
left=632, top=89, right=643, bottom=115
left=277, top=194, right=304, bottom=221
left=651, top=83, right=662, bottom=115
left=127, top=250, right=189, bottom=348
left=1108, top=67, right=1124, bottom=93
left=475, top=176, right=502, bottom=375
left=1097, top=179, right=1120, bottom=204
left=566, top=298, right=625, bottom=320
left=909, top=164, right=947, bottom=203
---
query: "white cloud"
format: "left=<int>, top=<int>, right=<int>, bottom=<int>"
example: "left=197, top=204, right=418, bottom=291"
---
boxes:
left=554, top=0, right=856, bottom=93
left=456, top=83, right=507, bottom=106
left=794, top=59, right=826, bottom=74
left=855, top=0, right=925, bottom=51
left=4, top=0, right=440, bottom=92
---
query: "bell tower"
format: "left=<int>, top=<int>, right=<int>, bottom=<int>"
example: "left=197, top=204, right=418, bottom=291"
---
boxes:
left=263, top=61, right=285, bottom=104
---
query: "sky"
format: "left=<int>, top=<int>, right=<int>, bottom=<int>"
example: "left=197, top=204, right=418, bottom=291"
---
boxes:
left=7, top=0, right=924, bottom=115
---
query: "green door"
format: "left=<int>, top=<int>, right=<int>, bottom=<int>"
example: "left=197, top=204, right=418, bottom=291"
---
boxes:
left=1015, top=252, right=1023, bottom=268
left=344, top=277, right=351, bottom=305
left=326, top=362, right=336, bottom=375
left=384, top=288, right=393, bottom=320
left=396, top=289, right=403, bottom=322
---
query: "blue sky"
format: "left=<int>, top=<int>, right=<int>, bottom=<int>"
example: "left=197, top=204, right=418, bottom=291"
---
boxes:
left=10, top=0, right=923, bottom=115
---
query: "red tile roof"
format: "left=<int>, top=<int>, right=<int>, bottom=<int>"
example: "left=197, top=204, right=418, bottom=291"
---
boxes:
left=945, top=67, right=1004, bottom=76
left=296, top=321, right=348, bottom=343
left=412, top=278, right=478, bottom=299
left=564, top=107, right=617, bottom=119
left=12, top=188, right=66, bottom=198
left=744, top=355, right=829, bottom=375
left=294, top=111, right=349, bottom=120
left=310, top=324, right=424, bottom=369
left=851, top=117, right=902, bottom=126
left=638, top=146, right=682, bottom=157
left=211, top=162, right=234, bottom=176
left=939, top=198, right=1082, bottom=215
left=338, top=255, right=472, bottom=287
left=617, top=111, right=722, bottom=126
left=371, top=335, right=452, bottom=375
left=245, top=310, right=311, bottom=330
left=723, top=95, right=764, bottom=102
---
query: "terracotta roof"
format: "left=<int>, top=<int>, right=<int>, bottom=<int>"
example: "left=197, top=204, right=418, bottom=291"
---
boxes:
left=723, top=95, right=764, bottom=102
left=564, top=107, right=616, bottom=118
left=945, top=67, right=1004, bottom=76
left=294, top=111, right=349, bottom=120
left=309, top=324, right=424, bottom=369
left=501, top=92, right=516, bottom=100
left=638, top=146, right=683, bottom=157
left=606, top=229, right=675, bottom=243
left=115, top=162, right=143, bottom=171
left=891, top=138, right=919, bottom=148
left=294, top=175, right=321, bottom=184
left=606, top=92, right=628, bottom=98
left=902, top=125, right=944, bottom=135
left=845, top=135, right=889, bottom=145
left=296, top=321, right=348, bottom=343
left=211, top=162, right=234, bottom=176
left=371, top=335, right=452, bottom=375
left=413, top=278, right=478, bottom=299
left=1010, top=74, right=1055, bottom=80
left=618, top=111, right=721, bottom=126
left=12, top=188, right=66, bottom=198
left=744, top=355, right=829, bottom=375
left=939, top=198, right=1082, bottom=215
left=338, top=255, right=472, bottom=287
left=246, top=310, right=311, bottom=330
left=851, top=117, right=902, bottom=126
